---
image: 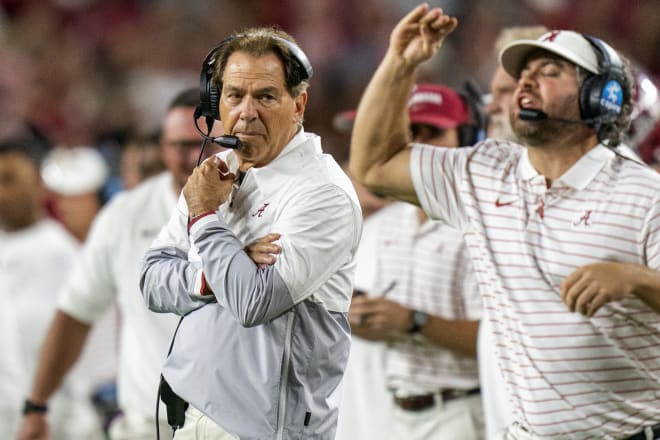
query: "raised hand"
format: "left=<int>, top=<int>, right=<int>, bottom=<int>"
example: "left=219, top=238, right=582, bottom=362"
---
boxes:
left=389, top=3, right=458, bottom=69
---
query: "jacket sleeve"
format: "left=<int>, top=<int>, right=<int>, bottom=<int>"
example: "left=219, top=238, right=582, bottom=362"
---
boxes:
left=140, top=194, right=212, bottom=315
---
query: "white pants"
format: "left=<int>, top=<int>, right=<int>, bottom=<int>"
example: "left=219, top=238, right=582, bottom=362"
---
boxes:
left=386, top=394, right=484, bottom=440
left=173, top=406, right=238, bottom=440
left=108, top=414, right=173, bottom=440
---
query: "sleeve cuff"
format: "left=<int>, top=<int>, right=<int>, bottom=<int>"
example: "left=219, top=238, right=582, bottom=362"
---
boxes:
left=190, top=269, right=214, bottom=301
left=187, top=210, right=217, bottom=232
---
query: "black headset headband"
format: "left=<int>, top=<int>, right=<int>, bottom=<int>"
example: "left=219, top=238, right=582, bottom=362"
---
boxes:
left=198, top=33, right=313, bottom=121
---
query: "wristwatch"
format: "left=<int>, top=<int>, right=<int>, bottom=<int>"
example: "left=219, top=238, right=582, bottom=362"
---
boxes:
left=408, top=310, right=429, bottom=334
left=23, top=399, right=48, bottom=415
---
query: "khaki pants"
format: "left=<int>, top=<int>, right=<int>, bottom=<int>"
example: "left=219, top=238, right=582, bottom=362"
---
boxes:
left=173, top=406, right=238, bottom=440
left=386, top=394, right=484, bottom=440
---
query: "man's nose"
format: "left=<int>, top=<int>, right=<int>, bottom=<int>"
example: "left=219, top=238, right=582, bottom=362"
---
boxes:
left=239, top=96, right=258, bottom=121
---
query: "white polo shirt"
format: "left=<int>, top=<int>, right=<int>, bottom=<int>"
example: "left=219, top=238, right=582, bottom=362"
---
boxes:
left=57, top=172, right=180, bottom=420
left=411, top=140, right=660, bottom=438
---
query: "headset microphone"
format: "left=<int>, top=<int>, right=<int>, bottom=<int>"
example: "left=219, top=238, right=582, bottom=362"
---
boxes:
left=518, top=108, right=549, bottom=121
left=211, top=135, right=242, bottom=149
left=192, top=107, right=243, bottom=166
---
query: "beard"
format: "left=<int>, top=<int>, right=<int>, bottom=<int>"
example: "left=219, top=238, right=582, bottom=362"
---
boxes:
left=510, top=94, right=583, bottom=147
left=511, top=117, right=567, bottom=146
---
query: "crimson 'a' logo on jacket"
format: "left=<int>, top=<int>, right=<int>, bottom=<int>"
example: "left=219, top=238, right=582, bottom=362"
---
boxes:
left=252, top=202, right=270, bottom=218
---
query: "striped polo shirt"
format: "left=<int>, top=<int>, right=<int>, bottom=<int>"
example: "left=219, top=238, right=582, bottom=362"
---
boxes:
left=411, top=140, right=660, bottom=439
left=371, top=202, right=481, bottom=395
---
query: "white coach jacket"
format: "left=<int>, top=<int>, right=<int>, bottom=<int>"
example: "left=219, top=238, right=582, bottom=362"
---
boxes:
left=140, top=130, right=362, bottom=440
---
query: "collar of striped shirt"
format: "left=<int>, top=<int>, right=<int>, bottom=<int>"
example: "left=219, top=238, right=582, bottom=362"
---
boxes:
left=517, top=144, right=614, bottom=189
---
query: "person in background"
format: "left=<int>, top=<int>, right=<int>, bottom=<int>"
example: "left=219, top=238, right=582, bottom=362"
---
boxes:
left=350, top=5, right=660, bottom=439
left=1, top=136, right=103, bottom=439
left=140, top=28, right=361, bottom=439
left=334, top=149, right=392, bottom=440
left=17, top=87, right=216, bottom=440
left=627, top=69, right=660, bottom=172
left=345, top=83, right=483, bottom=440
left=119, top=134, right=166, bottom=190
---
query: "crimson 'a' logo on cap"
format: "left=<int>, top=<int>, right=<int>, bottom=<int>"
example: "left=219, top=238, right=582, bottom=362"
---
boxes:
left=542, top=31, right=561, bottom=42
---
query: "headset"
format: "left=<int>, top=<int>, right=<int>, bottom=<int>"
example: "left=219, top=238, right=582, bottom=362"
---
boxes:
left=193, top=32, right=313, bottom=160
left=520, top=35, right=629, bottom=143
left=579, top=35, right=628, bottom=133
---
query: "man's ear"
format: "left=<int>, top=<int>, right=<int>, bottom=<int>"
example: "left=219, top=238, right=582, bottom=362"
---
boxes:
left=294, top=91, right=308, bottom=122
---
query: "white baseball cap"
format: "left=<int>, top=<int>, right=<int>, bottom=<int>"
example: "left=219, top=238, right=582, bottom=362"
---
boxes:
left=41, top=146, right=109, bottom=196
left=500, top=30, right=600, bottom=79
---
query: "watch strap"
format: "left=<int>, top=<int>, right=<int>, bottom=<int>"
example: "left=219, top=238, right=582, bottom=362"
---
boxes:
left=408, top=310, right=428, bottom=334
left=23, top=399, right=48, bottom=415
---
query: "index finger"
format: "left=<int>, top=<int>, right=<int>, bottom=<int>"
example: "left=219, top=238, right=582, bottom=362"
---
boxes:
left=401, top=3, right=430, bottom=25
left=560, top=267, right=582, bottom=300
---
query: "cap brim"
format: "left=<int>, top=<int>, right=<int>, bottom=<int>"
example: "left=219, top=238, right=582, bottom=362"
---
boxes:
left=500, top=39, right=600, bottom=78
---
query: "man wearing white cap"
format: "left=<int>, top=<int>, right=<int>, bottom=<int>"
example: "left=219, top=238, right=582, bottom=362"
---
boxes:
left=350, top=4, right=660, bottom=440
left=18, top=88, right=219, bottom=440
left=344, top=83, right=483, bottom=440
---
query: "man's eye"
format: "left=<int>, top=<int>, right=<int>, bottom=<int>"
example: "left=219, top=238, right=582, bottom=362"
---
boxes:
left=540, top=66, right=560, bottom=76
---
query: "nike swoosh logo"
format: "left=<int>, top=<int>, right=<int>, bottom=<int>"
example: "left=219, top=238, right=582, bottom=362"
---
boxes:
left=495, top=197, right=517, bottom=207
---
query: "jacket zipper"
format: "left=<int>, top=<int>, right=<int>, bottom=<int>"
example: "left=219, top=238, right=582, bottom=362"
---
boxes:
left=276, top=311, right=295, bottom=440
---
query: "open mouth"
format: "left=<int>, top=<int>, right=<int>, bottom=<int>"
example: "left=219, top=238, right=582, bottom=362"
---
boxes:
left=518, top=95, right=536, bottom=109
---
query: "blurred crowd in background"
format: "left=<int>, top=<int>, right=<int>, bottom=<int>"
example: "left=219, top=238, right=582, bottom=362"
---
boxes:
left=0, top=0, right=659, bottom=177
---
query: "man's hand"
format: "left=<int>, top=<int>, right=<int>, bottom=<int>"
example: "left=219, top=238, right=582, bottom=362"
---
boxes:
left=245, top=233, right=281, bottom=269
left=17, top=413, right=49, bottom=440
left=183, top=156, right=235, bottom=217
left=561, top=262, right=640, bottom=316
left=349, top=296, right=412, bottom=339
left=389, top=3, right=458, bottom=69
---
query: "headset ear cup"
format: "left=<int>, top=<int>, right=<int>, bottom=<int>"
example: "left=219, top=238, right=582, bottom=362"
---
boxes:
left=579, top=74, right=602, bottom=121
left=208, top=83, right=220, bottom=120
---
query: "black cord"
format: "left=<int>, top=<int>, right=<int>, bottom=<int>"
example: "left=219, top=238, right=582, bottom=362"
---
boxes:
left=193, top=113, right=215, bottom=166
left=155, top=316, right=186, bottom=440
